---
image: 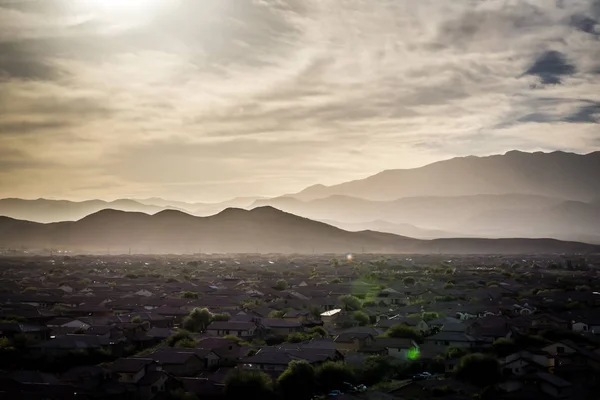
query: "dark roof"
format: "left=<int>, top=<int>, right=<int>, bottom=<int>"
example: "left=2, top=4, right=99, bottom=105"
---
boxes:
left=110, top=358, right=154, bottom=373
left=137, top=370, right=166, bottom=386
left=261, top=318, right=302, bottom=328
left=207, top=321, right=255, bottom=331
left=334, top=332, right=374, bottom=343
left=196, top=337, right=240, bottom=349
left=9, top=371, right=60, bottom=384
left=535, top=372, right=571, bottom=388
left=140, top=350, right=201, bottom=365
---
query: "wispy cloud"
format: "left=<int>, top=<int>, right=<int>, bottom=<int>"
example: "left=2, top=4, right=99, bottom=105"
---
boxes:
left=0, top=0, right=598, bottom=201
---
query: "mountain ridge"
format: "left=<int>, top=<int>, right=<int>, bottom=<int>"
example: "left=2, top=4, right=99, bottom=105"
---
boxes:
left=0, top=207, right=598, bottom=255
left=291, top=150, right=600, bottom=201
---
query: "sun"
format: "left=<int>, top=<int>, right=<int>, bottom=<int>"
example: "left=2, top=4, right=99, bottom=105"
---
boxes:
left=78, top=0, right=166, bottom=16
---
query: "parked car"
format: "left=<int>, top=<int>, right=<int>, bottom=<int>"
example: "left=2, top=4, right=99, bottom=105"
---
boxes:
left=412, top=372, right=432, bottom=381
left=328, top=390, right=343, bottom=396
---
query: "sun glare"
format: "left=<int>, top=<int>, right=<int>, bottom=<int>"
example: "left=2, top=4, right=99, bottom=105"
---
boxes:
left=76, top=0, right=167, bottom=20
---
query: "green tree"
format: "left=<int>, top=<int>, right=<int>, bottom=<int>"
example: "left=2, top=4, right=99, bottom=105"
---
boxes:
left=224, top=370, right=274, bottom=400
left=492, top=338, right=517, bottom=357
left=445, top=346, right=469, bottom=359
left=308, top=305, right=322, bottom=320
left=315, top=361, right=355, bottom=392
left=353, top=311, right=370, bottom=326
left=274, top=279, right=288, bottom=291
left=212, top=313, right=230, bottom=322
left=421, top=312, right=440, bottom=322
left=181, top=291, right=199, bottom=299
left=183, top=307, right=213, bottom=332
left=268, top=310, right=286, bottom=318
left=403, top=277, right=416, bottom=286
left=308, top=326, right=328, bottom=337
left=131, top=315, right=142, bottom=324
left=386, top=325, right=422, bottom=342
left=339, top=294, right=362, bottom=311
left=166, top=330, right=193, bottom=347
left=174, top=338, right=197, bottom=348
left=286, top=332, right=311, bottom=343
left=356, top=355, right=393, bottom=386
left=277, top=360, right=317, bottom=400
left=455, top=353, right=501, bottom=387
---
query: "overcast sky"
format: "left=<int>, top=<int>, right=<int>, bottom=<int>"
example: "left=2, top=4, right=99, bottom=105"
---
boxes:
left=0, top=0, right=599, bottom=202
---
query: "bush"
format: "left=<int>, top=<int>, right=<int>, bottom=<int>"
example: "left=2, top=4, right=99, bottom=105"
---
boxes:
left=403, top=277, right=416, bottom=286
left=308, top=326, right=328, bottom=337
left=455, top=353, right=501, bottom=387
left=353, top=311, right=370, bottom=326
left=492, top=338, right=517, bottom=357
left=422, top=312, right=440, bottom=322
left=387, top=325, right=422, bottom=343
left=274, top=279, right=288, bottom=291
left=224, top=370, right=274, bottom=400
left=182, top=308, right=213, bottom=332
left=339, top=295, right=362, bottom=311
left=278, top=360, right=317, bottom=400
left=315, top=362, right=355, bottom=392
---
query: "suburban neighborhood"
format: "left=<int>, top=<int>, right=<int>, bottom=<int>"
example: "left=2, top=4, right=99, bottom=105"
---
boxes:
left=0, top=252, right=599, bottom=399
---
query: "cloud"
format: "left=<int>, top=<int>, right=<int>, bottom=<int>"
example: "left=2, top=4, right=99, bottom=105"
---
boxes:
left=524, top=51, right=577, bottom=84
left=0, top=0, right=598, bottom=201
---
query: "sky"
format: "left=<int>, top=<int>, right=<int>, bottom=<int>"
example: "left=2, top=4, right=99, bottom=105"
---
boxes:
left=0, top=0, right=599, bottom=202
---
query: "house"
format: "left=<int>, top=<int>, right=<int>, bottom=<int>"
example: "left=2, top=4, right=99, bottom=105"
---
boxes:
left=206, top=321, right=256, bottom=338
left=35, top=334, right=116, bottom=356
left=500, top=350, right=555, bottom=376
left=0, top=323, right=49, bottom=341
left=333, top=332, right=375, bottom=353
left=376, top=317, right=429, bottom=333
left=361, top=338, right=419, bottom=360
left=320, top=309, right=342, bottom=330
left=424, top=332, right=478, bottom=348
left=260, top=318, right=304, bottom=336
left=535, top=372, right=573, bottom=398
left=544, top=340, right=600, bottom=371
left=282, top=310, right=309, bottom=323
left=111, top=358, right=159, bottom=384
left=46, top=318, right=90, bottom=330
left=110, top=357, right=169, bottom=400
left=197, top=337, right=242, bottom=366
left=136, top=350, right=209, bottom=376
left=239, top=343, right=341, bottom=373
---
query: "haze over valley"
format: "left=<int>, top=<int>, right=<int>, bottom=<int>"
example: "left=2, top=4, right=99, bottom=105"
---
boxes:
left=2, top=151, right=599, bottom=248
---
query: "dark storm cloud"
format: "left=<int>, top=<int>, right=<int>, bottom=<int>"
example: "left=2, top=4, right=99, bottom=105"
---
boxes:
left=570, top=14, right=599, bottom=35
left=564, top=102, right=600, bottom=123
left=524, top=51, right=576, bottom=84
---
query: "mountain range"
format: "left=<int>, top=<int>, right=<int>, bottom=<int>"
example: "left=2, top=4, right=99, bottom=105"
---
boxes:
left=1, top=207, right=598, bottom=255
left=0, top=150, right=599, bottom=247
left=289, top=150, right=600, bottom=201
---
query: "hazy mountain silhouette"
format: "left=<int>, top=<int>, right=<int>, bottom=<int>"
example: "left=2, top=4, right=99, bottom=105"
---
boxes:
left=251, top=194, right=560, bottom=225
left=251, top=194, right=600, bottom=243
left=319, top=219, right=465, bottom=239
left=134, top=196, right=265, bottom=215
left=0, top=198, right=175, bottom=223
left=0, top=207, right=598, bottom=255
left=291, top=151, right=600, bottom=201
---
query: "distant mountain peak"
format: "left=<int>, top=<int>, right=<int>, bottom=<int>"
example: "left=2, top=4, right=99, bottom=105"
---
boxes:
left=290, top=150, right=600, bottom=202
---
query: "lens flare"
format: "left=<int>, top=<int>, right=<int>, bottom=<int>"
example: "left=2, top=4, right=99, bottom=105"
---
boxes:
left=407, top=347, right=420, bottom=360
left=346, top=253, right=353, bottom=261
